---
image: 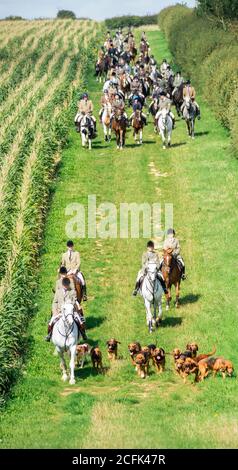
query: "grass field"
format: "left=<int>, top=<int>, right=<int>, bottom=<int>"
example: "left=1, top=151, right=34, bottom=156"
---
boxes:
left=0, top=27, right=238, bottom=449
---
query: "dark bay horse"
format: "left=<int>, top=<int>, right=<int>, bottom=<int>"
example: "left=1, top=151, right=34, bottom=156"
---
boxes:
left=132, top=110, right=144, bottom=145
left=161, top=249, right=182, bottom=309
left=95, top=56, right=110, bottom=83
left=68, top=274, right=83, bottom=304
left=111, top=109, right=127, bottom=150
left=172, top=83, right=184, bottom=116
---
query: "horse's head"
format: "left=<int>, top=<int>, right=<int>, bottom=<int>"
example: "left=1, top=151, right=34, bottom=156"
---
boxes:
left=61, top=302, right=74, bottom=327
left=163, top=249, right=173, bottom=272
left=184, top=97, right=191, bottom=109
left=146, top=262, right=158, bottom=281
left=161, top=107, right=169, bottom=125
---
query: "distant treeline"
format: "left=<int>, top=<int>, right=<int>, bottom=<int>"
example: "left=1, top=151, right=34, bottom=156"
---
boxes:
left=105, top=14, right=158, bottom=30
left=197, top=0, right=238, bottom=20
left=158, top=5, right=238, bottom=157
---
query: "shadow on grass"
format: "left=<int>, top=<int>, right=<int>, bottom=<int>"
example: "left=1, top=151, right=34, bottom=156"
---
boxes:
left=171, top=142, right=187, bottom=148
left=195, top=131, right=209, bottom=137
left=75, top=364, right=109, bottom=379
left=180, top=293, right=201, bottom=305
left=86, top=315, right=106, bottom=330
left=126, top=141, right=156, bottom=148
left=161, top=316, right=182, bottom=328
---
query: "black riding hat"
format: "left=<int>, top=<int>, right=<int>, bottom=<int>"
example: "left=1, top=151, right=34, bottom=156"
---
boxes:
left=167, top=228, right=175, bottom=235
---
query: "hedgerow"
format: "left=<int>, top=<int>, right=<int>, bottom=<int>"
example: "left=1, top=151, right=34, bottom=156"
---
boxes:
left=158, top=6, right=238, bottom=157
left=105, top=15, right=158, bottom=30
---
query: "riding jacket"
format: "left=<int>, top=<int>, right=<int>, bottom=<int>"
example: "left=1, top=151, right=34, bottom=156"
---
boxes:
left=183, top=85, right=196, bottom=99
left=52, top=287, right=77, bottom=317
left=61, top=250, right=81, bottom=272
left=78, top=99, right=93, bottom=115
left=142, top=250, right=160, bottom=269
left=163, top=236, right=180, bottom=256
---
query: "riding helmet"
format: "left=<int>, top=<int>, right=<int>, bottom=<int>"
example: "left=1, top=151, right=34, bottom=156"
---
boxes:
left=167, top=228, right=175, bottom=235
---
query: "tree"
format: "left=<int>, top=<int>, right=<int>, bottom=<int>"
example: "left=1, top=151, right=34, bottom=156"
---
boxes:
left=57, top=10, right=76, bottom=20
left=197, top=0, right=238, bottom=19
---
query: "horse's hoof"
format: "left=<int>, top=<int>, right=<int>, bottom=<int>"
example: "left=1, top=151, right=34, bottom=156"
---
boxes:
left=69, top=378, right=76, bottom=385
left=62, top=374, right=68, bottom=382
left=163, top=146, right=166, bottom=150
left=120, top=147, right=123, bottom=151
left=166, top=305, right=169, bottom=311
left=117, top=146, right=120, bottom=150
left=175, top=303, right=180, bottom=309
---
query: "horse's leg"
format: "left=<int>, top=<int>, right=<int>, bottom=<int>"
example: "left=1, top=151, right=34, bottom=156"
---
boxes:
left=157, top=295, right=163, bottom=325
left=108, top=126, right=111, bottom=141
left=166, top=287, right=171, bottom=311
left=175, top=281, right=180, bottom=308
left=120, top=130, right=123, bottom=150
left=59, top=350, right=68, bottom=382
left=139, top=129, right=143, bottom=144
left=69, top=345, right=77, bottom=385
left=161, top=131, right=166, bottom=150
left=88, top=138, right=92, bottom=151
left=81, top=133, right=85, bottom=148
left=145, top=300, right=153, bottom=333
left=192, top=119, right=195, bottom=139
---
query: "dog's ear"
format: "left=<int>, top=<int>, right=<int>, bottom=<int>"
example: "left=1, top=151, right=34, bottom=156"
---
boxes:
left=195, top=344, right=199, bottom=351
left=116, top=340, right=121, bottom=344
left=160, top=348, right=165, bottom=355
left=106, top=341, right=109, bottom=345
left=186, top=344, right=191, bottom=350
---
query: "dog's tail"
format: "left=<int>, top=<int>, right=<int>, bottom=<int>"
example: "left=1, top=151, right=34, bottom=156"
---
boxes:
left=206, top=346, right=216, bottom=357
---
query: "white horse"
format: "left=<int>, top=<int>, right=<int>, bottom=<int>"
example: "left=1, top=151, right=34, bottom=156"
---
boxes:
left=52, top=303, right=80, bottom=385
left=80, top=114, right=94, bottom=150
left=140, top=262, right=164, bottom=334
left=157, top=108, right=173, bottom=149
left=101, top=102, right=112, bottom=142
left=182, top=97, right=197, bottom=139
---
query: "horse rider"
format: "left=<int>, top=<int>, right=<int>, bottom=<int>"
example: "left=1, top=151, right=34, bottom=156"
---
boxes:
left=61, top=240, right=88, bottom=301
left=160, top=58, right=169, bottom=76
left=172, top=71, right=184, bottom=96
left=181, top=80, right=201, bottom=118
left=45, top=277, right=87, bottom=342
left=129, top=96, right=147, bottom=126
left=130, top=75, right=143, bottom=95
left=162, top=228, right=186, bottom=280
left=164, top=64, right=174, bottom=81
left=110, top=93, right=128, bottom=126
left=149, top=54, right=157, bottom=66
left=97, top=46, right=105, bottom=62
left=74, top=93, right=97, bottom=134
left=99, top=90, right=111, bottom=121
left=155, top=91, right=175, bottom=129
left=133, top=240, right=168, bottom=296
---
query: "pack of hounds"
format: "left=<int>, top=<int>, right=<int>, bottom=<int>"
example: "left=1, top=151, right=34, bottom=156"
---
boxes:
left=76, top=340, right=234, bottom=383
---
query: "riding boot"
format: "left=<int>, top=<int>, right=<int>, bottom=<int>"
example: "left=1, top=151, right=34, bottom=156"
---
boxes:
left=75, top=319, right=88, bottom=341
left=172, top=117, right=175, bottom=129
left=157, top=274, right=168, bottom=294
left=82, top=284, right=88, bottom=301
left=132, top=281, right=140, bottom=296
left=45, top=324, right=53, bottom=342
left=181, top=266, right=186, bottom=280
left=197, top=109, right=201, bottom=120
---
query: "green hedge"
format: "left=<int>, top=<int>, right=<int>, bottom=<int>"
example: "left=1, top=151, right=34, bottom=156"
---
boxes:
left=105, top=15, right=158, bottom=30
left=158, top=5, right=238, bottom=157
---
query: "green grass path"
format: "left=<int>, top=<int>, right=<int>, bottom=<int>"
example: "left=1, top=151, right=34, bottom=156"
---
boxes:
left=0, top=28, right=238, bottom=449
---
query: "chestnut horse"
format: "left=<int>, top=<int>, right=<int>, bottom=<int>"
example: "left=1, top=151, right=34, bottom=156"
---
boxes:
left=161, top=248, right=182, bottom=309
left=132, top=110, right=144, bottom=145
left=111, top=109, right=127, bottom=150
left=68, top=274, right=83, bottom=304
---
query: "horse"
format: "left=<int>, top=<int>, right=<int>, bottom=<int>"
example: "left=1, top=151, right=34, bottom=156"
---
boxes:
left=172, top=82, right=184, bottom=116
left=182, top=97, right=197, bottom=139
left=149, top=98, right=159, bottom=132
left=80, top=114, right=94, bottom=150
left=101, top=102, right=112, bottom=142
left=68, top=274, right=83, bottom=304
left=161, top=249, right=182, bottom=310
left=95, top=57, right=110, bottom=83
left=111, top=109, right=127, bottom=150
left=52, top=303, right=80, bottom=385
left=140, top=262, right=164, bottom=333
left=119, top=73, right=131, bottom=100
left=157, top=108, right=173, bottom=149
left=132, top=109, right=144, bottom=145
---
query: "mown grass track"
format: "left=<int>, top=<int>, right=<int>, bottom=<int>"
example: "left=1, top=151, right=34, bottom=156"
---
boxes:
left=0, top=27, right=238, bottom=448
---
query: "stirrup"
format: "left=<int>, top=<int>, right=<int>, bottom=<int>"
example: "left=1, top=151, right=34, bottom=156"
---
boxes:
left=44, top=334, right=51, bottom=342
left=132, top=289, right=138, bottom=296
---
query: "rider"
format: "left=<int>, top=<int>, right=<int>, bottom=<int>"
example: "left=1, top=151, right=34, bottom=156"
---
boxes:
left=130, top=75, right=143, bottom=95
left=110, top=93, right=129, bottom=127
left=133, top=241, right=168, bottom=296
left=129, top=96, right=147, bottom=126
left=74, top=93, right=97, bottom=134
left=61, top=240, right=87, bottom=301
left=162, top=228, right=186, bottom=280
left=172, top=71, right=184, bottom=96
left=181, top=80, right=201, bottom=118
left=155, top=91, right=175, bottom=129
left=160, top=58, right=169, bottom=76
left=99, top=90, right=111, bottom=121
left=45, top=277, right=87, bottom=342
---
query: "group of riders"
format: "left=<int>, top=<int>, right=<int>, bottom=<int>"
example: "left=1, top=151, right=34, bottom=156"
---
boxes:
left=45, top=28, right=190, bottom=342
left=74, top=27, right=201, bottom=144
left=45, top=230, right=186, bottom=342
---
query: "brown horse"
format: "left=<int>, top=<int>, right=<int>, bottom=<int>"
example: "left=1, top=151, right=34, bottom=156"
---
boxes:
left=120, top=73, right=131, bottom=100
left=111, top=109, right=127, bottom=150
left=68, top=274, right=83, bottom=304
left=132, top=110, right=144, bottom=145
left=161, top=249, right=182, bottom=309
